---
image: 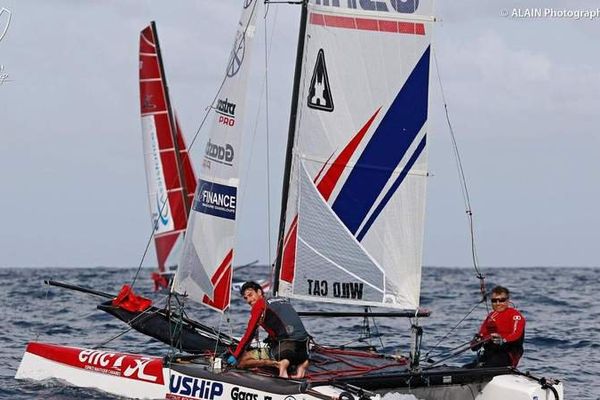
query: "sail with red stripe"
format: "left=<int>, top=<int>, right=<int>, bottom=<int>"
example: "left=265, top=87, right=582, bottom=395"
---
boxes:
left=139, top=22, right=197, bottom=286
left=275, top=1, right=434, bottom=310
left=172, top=1, right=260, bottom=312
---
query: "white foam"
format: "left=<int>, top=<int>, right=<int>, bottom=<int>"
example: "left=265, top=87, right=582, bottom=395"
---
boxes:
left=380, top=393, right=422, bottom=400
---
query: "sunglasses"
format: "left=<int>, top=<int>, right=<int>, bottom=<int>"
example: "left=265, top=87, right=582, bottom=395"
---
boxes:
left=491, top=298, right=508, bottom=304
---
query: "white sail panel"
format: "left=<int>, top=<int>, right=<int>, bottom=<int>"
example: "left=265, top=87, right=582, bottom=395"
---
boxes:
left=172, top=0, right=260, bottom=312
left=294, top=162, right=387, bottom=305
left=142, top=115, right=174, bottom=235
left=278, top=0, right=433, bottom=309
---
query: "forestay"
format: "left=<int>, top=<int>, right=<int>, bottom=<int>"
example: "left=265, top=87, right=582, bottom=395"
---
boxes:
left=172, top=1, right=260, bottom=312
left=139, top=23, right=197, bottom=273
left=277, top=0, right=434, bottom=310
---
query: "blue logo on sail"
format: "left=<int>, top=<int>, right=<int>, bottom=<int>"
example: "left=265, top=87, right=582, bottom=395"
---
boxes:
left=193, top=179, right=237, bottom=220
left=155, top=193, right=170, bottom=227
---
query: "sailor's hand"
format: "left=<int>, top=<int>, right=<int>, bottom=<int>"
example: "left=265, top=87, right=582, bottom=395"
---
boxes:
left=490, top=333, right=503, bottom=345
left=470, top=334, right=484, bottom=351
left=226, top=355, right=238, bottom=366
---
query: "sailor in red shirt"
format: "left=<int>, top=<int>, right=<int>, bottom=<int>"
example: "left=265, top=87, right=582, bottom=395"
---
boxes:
left=226, top=281, right=310, bottom=378
left=470, top=286, right=525, bottom=368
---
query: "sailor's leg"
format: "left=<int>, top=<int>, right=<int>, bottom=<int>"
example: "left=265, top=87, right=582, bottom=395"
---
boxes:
left=291, top=360, right=309, bottom=379
left=278, top=359, right=290, bottom=378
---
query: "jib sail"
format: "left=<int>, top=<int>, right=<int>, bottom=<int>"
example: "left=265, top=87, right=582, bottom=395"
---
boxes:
left=172, top=0, right=261, bottom=312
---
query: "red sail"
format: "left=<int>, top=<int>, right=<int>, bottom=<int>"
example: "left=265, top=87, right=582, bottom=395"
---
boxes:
left=139, top=23, right=196, bottom=284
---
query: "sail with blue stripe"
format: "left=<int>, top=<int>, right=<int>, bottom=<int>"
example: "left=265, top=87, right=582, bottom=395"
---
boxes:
left=277, top=0, right=434, bottom=310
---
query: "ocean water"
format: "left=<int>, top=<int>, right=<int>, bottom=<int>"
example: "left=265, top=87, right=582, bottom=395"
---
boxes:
left=1, top=266, right=598, bottom=399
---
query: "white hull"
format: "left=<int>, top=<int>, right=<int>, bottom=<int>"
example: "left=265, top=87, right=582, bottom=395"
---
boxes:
left=15, top=342, right=563, bottom=400
left=16, top=344, right=166, bottom=399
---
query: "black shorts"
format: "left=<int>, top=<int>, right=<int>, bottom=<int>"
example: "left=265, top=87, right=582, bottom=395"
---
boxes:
left=269, top=339, right=309, bottom=365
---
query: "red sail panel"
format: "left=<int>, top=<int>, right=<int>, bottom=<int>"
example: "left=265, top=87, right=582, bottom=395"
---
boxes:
left=202, top=249, right=233, bottom=311
left=140, top=23, right=194, bottom=278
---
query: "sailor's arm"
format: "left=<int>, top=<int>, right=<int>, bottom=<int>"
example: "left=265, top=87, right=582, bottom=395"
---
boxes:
left=501, top=310, right=525, bottom=343
left=231, top=301, right=264, bottom=359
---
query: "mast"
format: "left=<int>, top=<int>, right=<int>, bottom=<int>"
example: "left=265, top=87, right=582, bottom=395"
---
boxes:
left=151, top=21, right=190, bottom=220
left=273, top=0, right=308, bottom=295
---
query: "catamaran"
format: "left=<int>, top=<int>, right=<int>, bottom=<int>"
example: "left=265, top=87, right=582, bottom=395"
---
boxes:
left=16, top=1, right=563, bottom=399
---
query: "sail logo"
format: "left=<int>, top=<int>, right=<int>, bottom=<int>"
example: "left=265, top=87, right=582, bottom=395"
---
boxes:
left=143, top=94, right=157, bottom=110
left=0, top=7, right=11, bottom=44
left=306, top=279, right=364, bottom=299
left=77, top=349, right=163, bottom=383
left=307, top=49, right=334, bottom=112
left=216, top=97, right=237, bottom=126
left=314, top=0, right=419, bottom=14
left=168, top=374, right=223, bottom=400
left=243, top=0, right=254, bottom=9
left=155, top=193, right=171, bottom=227
left=205, top=138, right=235, bottom=166
left=144, top=116, right=173, bottom=233
left=193, top=179, right=237, bottom=220
left=227, top=30, right=245, bottom=77
left=0, top=8, right=11, bottom=86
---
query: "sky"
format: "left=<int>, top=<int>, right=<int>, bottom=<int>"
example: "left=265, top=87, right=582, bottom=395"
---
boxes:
left=0, top=1, right=598, bottom=269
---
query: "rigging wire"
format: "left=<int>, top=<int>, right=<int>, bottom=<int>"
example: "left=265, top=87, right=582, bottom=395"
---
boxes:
left=92, top=300, right=164, bottom=349
left=432, top=48, right=487, bottom=306
left=264, top=3, right=275, bottom=269
left=35, top=285, right=52, bottom=342
left=421, top=298, right=485, bottom=362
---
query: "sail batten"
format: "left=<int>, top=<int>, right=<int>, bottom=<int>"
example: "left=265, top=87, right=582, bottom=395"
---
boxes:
left=276, top=0, right=433, bottom=310
left=172, top=1, right=261, bottom=312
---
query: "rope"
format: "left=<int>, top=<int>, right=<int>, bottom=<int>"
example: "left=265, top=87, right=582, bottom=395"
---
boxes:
left=213, top=311, right=230, bottom=357
left=129, top=222, right=157, bottom=290
left=512, top=370, right=561, bottom=400
left=422, top=337, right=492, bottom=369
left=92, top=305, right=160, bottom=349
left=421, top=298, right=485, bottom=362
left=35, top=285, right=52, bottom=342
left=432, top=48, right=487, bottom=306
left=306, top=344, right=405, bottom=382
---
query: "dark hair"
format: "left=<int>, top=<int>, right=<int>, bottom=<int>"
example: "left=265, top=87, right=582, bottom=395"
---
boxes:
left=240, top=281, right=262, bottom=296
left=491, top=286, right=510, bottom=298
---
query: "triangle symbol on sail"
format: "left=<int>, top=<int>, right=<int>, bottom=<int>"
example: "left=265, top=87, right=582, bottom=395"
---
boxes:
left=307, top=49, right=334, bottom=112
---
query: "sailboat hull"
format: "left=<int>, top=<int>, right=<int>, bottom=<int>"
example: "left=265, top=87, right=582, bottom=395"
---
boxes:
left=15, top=342, right=167, bottom=399
left=16, top=342, right=563, bottom=400
left=16, top=342, right=351, bottom=400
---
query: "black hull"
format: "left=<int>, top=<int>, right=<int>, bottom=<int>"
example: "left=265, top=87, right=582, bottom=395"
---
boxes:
left=97, top=301, right=236, bottom=354
left=167, top=356, right=516, bottom=399
left=333, top=365, right=513, bottom=390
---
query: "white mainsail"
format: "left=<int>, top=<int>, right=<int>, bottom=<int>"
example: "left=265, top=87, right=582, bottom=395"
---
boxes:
left=276, top=0, right=434, bottom=310
left=172, top=0, right=260, bottom=312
